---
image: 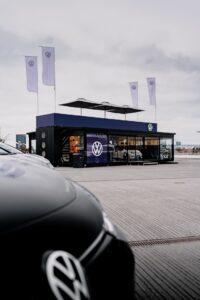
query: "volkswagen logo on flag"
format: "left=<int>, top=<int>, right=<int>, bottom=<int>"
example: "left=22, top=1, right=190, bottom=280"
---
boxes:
left=45, top=51, right=51, bottom=58
left=28, top=60, right=34, bottom=67
left=149, top=80, right=154, bottom=85
left=92, top=141, right=103, bottom=157
left=45, top=250, right=90, bottom=300
left=131, top=85, right=136, bottom=90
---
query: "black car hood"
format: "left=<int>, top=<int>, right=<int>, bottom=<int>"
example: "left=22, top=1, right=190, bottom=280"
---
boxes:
left=0, top=158, right=76, bottom=233
left=0, top=159, right=105, bottom=299
left=0, top=158, right=103, bottom=256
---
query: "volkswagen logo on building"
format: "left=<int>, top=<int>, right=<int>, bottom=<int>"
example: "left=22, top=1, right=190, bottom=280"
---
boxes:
left=92, top=141, right=103, bottom=156
left=148, top=123, right=153, bottom=131
left=45, top=250, right=90, bottom=300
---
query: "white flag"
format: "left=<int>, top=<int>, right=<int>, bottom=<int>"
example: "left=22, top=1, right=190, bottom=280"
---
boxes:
left=129, top=81, right=138, bottom=108
left=42, top=46, right=55, bottom=86
left=147, top=77, right=156, bottom=105
left=25, top=56, right=38, bottom=93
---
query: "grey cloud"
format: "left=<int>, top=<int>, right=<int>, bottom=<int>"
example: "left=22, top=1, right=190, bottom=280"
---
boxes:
left=36, top=35, right=73, bottom=59
left=53, top=40, right=200, bottom=75
left=158, top=96, right=200, bottom=121
left=0, top=29, right=70, bottom=64
left=171, top=53, right=200, bottom=73
left=0, top=28, right=33, bottom=64
left=181, top=97, right=200, bottom=105
left=117, top=44, right=200, bottom=74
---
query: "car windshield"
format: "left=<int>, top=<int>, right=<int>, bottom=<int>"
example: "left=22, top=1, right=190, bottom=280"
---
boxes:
left=0, top=142, right=22, bottom=154
left=0, top=148, right=9, bottom=155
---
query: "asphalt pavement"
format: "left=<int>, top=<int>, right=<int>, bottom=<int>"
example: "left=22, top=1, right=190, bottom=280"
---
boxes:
left=56, top=158, right=200, bottom=299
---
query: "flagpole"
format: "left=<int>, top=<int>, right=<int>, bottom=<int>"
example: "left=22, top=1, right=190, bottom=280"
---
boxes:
left=155, top=78, right=157, bottom=122
left=36, top=56, right=39, bottom=116
left=54, top=48, right=56, bottom=113
left=37, top=91, right=39, bottom=115
left=54, top=85, right=57, bottom=113
left=54, top=55, right=56, bottom=113
left=155, top=77, right=157, bottom=122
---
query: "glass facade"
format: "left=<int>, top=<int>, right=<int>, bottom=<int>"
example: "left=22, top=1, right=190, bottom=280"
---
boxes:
left=108, top=135, right=173, bottom=163
left=34, top=113, right=174, bottom=167
left=37, top=126, right=174, bottom=166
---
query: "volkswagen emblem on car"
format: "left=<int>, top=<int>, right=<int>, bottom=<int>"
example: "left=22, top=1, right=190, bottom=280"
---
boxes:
left=92, top=141, right=103, bottom=157
left=45, top=250, right=90, bottom=300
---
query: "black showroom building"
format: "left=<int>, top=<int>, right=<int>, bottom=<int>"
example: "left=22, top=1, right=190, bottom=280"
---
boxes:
left=28, top=99, right=175, bottom=167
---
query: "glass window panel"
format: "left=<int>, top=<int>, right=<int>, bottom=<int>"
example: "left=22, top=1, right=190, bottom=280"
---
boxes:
left=70, top=136, right=84, bottom=153
left=135, top=137, right=144, bottom=160
left=136, top=137, right=143, bottom=146
left=144, top=137, right=159, bottom=160
left=145, top=137, right=159, bottom=146
left=31, top=140, right=36, bottom=154
left=160, top=138, right=173, bottom=160
left=126, top=137, right=144, bottom=161
left=108, top=136, right=127, bottom=162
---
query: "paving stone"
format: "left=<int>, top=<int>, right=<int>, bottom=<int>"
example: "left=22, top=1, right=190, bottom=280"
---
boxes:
left=56, top=158, right=200, bottom=299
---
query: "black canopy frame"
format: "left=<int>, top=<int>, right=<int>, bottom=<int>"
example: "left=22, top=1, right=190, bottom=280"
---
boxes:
left=60, top=98, right=143, bottom=118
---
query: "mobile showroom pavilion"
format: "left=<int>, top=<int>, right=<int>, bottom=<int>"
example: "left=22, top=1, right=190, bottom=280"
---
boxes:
left=28, top=98, right=175, bottom=167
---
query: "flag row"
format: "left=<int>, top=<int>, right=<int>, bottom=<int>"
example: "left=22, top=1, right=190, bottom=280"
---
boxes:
left=129, top=78, right=156, bottom=107
left=25, top=47, right=156, bottom=109
left=25, top=46, right=55, bottom=93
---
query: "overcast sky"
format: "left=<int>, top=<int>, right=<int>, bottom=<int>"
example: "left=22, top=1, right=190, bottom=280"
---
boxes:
left=0, top=0, right=200, bottom=145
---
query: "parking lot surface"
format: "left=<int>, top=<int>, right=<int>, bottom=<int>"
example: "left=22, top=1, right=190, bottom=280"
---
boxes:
left=57, top=158, right=200, bottom=299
